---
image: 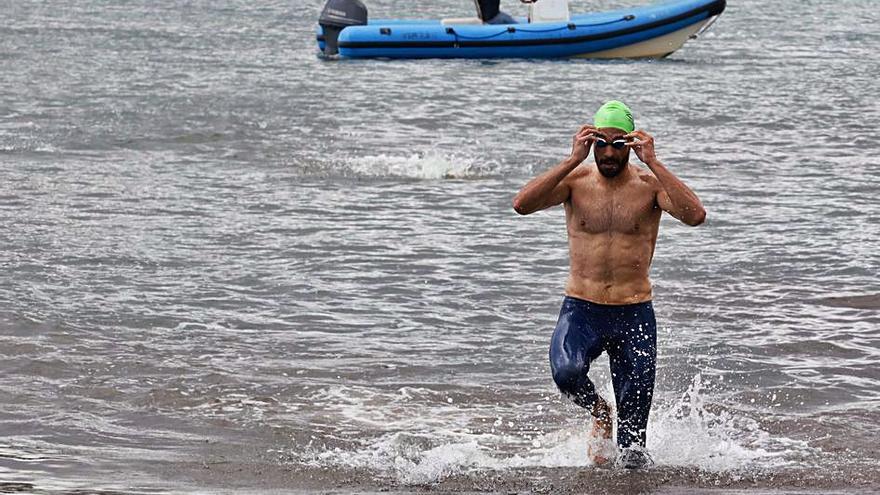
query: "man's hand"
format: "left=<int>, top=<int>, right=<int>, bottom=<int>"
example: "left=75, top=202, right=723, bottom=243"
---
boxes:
left=624, top=129, right=706, bottom=226
left=571, top=124, right=597, bottom=163
left=513, top=125, right=595, bottom=215
left=624, top=129, right=657, bottom=164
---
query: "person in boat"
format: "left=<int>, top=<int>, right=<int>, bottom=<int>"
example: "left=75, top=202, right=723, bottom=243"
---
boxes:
left=474, top=0, right=518, bottom=24
left=512, top=101, right=706, bottom=469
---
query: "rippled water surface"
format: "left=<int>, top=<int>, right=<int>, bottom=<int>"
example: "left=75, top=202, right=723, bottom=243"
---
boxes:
left=1, top=0, right=879, bottom=493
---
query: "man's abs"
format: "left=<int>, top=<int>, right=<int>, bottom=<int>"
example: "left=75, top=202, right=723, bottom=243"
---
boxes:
left=565, top=230, right=656, bottom=305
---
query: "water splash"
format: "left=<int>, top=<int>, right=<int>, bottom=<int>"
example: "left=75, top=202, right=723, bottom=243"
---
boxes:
left=649, top=374, right=787, bottom=470
left=294, top=375, right=812, bottom=484
left=0, top=137, right=57, bottom=153
left=344, top=152, right=485, bottom=179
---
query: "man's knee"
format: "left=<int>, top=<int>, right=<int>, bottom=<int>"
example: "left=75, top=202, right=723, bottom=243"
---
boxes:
left=551, top=362, right=584, bottom=394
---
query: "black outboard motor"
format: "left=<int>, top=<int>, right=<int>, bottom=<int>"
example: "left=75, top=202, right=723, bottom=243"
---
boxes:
left=318, top=0, right=368, bottom=56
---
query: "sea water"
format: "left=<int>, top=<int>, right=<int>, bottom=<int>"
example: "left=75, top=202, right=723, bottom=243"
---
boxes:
left=0, top=0, right=878, bottom=493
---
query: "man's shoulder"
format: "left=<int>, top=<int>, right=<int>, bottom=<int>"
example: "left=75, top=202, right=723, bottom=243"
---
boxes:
left=565, top=165, right=592, bottom=185
left=633, top=165, right=660, bottom=188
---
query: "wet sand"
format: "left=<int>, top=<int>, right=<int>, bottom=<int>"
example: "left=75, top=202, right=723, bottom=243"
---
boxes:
left=154, top=462, right=880, bottom=495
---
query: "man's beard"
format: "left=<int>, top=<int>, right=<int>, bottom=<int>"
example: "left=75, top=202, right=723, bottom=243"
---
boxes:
left=598, top=159, right=626, bottom=178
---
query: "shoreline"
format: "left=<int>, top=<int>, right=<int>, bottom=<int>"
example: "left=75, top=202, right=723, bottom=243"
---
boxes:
left=149, top=463, right=880, bottom=495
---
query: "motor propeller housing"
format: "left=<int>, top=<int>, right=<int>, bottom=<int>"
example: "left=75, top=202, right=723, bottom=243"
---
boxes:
left=318, top=0, right=368, bottom=55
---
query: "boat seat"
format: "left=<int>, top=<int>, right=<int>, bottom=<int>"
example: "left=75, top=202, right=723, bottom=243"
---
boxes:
left=529, top=0, right=570, bottom=23
left=441, top=17, right=484, bottom=26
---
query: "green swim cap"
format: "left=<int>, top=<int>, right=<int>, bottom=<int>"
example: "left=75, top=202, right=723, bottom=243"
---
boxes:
left=593, top=100, right=635, bottom=133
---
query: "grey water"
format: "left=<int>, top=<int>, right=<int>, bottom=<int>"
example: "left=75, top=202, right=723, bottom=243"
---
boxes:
left=1, top=0, right=879, bottom=493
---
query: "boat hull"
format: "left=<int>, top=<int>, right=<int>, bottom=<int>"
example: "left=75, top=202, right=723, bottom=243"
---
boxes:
left=316, top=0, right=725, bottom=59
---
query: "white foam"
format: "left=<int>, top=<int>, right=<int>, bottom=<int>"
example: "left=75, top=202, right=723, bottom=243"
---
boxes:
left=0, top=138, right=57, bottom=153
left=344, top=152, right=483, bottom=179
left=649, top=374, right=773, bottom=470
left=296, top=375, right=816, bottom=484
left=392, top=441, right=496, bottom=485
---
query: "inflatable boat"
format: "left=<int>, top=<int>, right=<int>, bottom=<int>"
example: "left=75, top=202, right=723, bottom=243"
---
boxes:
left=317, top=0, right=726, bottom=59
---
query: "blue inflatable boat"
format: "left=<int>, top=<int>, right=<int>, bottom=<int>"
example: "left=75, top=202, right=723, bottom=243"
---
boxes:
left=317, top=0, right=726, bottom=59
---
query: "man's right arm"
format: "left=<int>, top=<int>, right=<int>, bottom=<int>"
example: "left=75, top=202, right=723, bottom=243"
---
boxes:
left=512, top=125, right=595, bottom=215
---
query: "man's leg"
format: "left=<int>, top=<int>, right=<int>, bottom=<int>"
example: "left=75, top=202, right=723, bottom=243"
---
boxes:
left=549, top=297, right=615, bottom=464
left=607, top=302, right=657, bottom=452
left=549, top=297, right=606, bottom=415
left=486, top=11, right=518, bottom=24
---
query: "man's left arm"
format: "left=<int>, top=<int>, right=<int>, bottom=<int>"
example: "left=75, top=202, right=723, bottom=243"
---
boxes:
left=626, top=130, right=706, bottom=227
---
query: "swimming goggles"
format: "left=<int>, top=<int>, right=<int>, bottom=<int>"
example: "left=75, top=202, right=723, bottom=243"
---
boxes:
left=595, top=138, right=629, bottom=150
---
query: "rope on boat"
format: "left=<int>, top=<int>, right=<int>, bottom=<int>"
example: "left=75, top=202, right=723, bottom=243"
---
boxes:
left=448, top=15, right=634, bottom=40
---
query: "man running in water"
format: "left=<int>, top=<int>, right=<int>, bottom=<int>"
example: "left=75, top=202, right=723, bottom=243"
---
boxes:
left=512, top=101, right=706, bottom=469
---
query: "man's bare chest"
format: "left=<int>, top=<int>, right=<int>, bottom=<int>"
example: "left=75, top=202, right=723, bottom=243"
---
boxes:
left=567, top=183, right=660, bottom=235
